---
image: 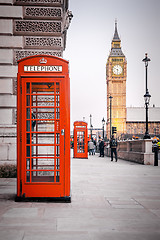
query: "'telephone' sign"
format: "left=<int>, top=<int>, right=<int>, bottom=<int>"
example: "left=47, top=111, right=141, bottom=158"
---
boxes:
left=24, top=65, right=62, bottom=72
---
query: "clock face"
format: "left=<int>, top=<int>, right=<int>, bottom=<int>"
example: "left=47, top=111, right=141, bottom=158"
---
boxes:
left=113, top=65, right=123, bottom=75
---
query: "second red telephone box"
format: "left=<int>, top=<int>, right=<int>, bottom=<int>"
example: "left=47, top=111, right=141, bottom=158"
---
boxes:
left=73, top=121, right=88, bottom=159
left=16, top=55, right=70, bottom=201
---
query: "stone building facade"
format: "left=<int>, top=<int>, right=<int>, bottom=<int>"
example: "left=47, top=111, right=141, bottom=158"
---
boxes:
left=0, top=0, right=72, bottom=164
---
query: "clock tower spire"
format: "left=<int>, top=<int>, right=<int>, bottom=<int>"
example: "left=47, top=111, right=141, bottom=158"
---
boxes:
left=106, top=21, right=127, bottom=139
left=113, top=19, right=120, bottom=41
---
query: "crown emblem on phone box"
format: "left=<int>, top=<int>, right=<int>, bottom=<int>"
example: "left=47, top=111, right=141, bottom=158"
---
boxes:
left=39, top=58, right=47, bottom=64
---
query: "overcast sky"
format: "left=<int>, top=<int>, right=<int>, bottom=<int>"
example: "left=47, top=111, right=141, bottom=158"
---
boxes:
left=64, top=0, right=160, bottom=129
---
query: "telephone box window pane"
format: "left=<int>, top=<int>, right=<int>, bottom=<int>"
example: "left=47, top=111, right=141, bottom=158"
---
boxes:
left=56, top=95, right=60, bottom=106
left=32, top=83, right=54, bottom=93
left=56, top=158, right=60, bottom=170
left=56, top=146, right=60, bottom=157
left=32, top=133, right=55, bottom=144
left=26, top=146, right=30, bottom=157
left=56, top=133, right=60, bottom=144
left=32, top=95, right=54, bottom=107
left=32, top=120, right=55, bottom=132
left=26, top=158, right=30, bottom=170
left=26, top=133, right=30, bottom=144
left=32, top=171, right=54, bottom=182
left=26, top=108, right=30, bottom=119
left=56, top=108, right=60, bottom=119
left=26, top=121, right=30, bottom=132
left=56, top=82, right=60, bottom=94
left=26, top=95, right=30, bottom=106
left=32, top=158, right=54, bottom=170
left=32, top=108, right=54, bottom=120
left=26, top=171, right=30, bottom=182
left=56, top=171, right=60, bottom=182
left=32, top=145, right=54, bottom=157
left=26, top=83, right=30, bottom=93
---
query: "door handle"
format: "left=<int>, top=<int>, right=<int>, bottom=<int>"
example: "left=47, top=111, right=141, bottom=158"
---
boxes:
left=61, top=129, right=65, bottom=135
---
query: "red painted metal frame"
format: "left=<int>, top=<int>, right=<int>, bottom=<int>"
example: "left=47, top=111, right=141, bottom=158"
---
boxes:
left=17, top=55, right=70, bottom=199
left=73, top=121, right=88, bottom=159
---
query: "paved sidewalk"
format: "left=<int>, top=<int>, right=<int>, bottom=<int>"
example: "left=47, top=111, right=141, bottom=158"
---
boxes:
left=0, top=153, right=160, bottom=240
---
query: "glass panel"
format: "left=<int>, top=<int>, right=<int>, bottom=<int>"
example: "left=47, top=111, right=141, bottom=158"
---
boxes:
left=56, top=146, right=60, bottom=157
left=26, top=133, right=30, bottom=144
left=26, top=83, right=30, bottom=93
left=56, top=108, right=60, bottom=119
left=32, top=83, right=55, bottom=93
left=56, top=133, right=60, bottom=144
left=32, top=133, right=55, bottom=144
left=32, top=145, right=54, bottom=157
left=32, top=108, right=54, bottom=120
left=56, top=158, right=60, bottom=170
left=32, top=95, right=54, bottom=107
left=56, top=95, right=60, bottom=106
left=32, top=158, right=54, bottom=170
left=26, top=171, right=30, bottom=182
left=26, top=108, right=30, bottom=119
left=26, top=95, right=30, bottom=106
left=32, top=171, right=54, bottom=182
left=26, top=121, right=30, bottom=132
left=26, top=158, right=30, bottom=170
left=56, top=82, right=60, bottom=94
left=31, top=120, right=55, bottom=132
left=56, top=171, right=60, bottom=182
left=26, top=146, right=30, bottom=157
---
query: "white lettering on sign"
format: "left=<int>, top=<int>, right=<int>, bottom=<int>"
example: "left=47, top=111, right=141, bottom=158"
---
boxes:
left=76, top=126, right=86, bottom=128
left=24, top=65, right=62, bottom=72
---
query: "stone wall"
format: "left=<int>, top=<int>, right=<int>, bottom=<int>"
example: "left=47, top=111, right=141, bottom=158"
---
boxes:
left=104, top=139, right=154, bottom=165
left=0, top=0, right=72, bottom=164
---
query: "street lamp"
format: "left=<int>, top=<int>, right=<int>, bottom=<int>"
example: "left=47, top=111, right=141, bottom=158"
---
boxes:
left=90, top=114, right=93, bottom=140
left=142, top=53, right=151, bottom=139
left=91, top=124, right=93, bottom=140
left=102, top=117, right=105, bottom=139
left=109, top=96, right=113, bottom=139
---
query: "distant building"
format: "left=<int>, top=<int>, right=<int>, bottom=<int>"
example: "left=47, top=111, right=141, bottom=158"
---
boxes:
left=106, top=21, right=160, bottom=139
left=126, top=107, right=160, bottom=138
left=0, top=0, right=72, bottom=164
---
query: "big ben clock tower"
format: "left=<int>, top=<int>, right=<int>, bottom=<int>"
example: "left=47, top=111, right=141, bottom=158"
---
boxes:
left=106, top=21, right=127, bottom=138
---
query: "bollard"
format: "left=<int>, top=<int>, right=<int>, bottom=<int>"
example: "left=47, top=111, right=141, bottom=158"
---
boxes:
left=153, top=145, right=159, bottom=166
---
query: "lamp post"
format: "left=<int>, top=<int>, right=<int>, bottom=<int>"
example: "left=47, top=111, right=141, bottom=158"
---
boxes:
left=142, top=53, right=151, bottom=139
left=89, top=114, right=93, bottom=140
left=109, top=96, right=113, bottom=139
left=102, top=117, right=105, bottom=139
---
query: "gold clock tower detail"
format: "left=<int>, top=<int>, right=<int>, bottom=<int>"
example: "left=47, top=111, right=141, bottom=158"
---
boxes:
left=106, top=21, right=127, bottom=138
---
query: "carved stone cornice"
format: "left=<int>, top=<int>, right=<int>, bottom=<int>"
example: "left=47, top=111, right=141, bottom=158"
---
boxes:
left=13, top=0, right=63, bottom=6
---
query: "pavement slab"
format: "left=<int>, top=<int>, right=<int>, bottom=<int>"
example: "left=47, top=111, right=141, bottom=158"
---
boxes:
left=0, top=153, right=160, bottom=239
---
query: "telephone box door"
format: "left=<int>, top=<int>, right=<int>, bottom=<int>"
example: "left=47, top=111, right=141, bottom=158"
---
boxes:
left=17, top=55, right=70, bottom=199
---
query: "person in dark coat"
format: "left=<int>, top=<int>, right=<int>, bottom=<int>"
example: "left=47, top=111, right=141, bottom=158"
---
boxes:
left=99, top=138, right=104, bottom=157
left=110, top=135, right=117, bottom=162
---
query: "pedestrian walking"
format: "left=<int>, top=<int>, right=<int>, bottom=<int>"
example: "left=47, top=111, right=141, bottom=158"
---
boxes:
left=110, top=135, right=117, bottom=162
left=88, top=139, right=94, bottom=155
left=99, top=138, right=104, bottom=157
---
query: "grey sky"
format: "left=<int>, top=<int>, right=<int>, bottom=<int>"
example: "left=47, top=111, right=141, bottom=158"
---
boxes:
left=64, top=0, right=160, bottom=129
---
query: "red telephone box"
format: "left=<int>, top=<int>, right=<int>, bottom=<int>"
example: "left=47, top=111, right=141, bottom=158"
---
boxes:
left=16, top=55, right=70, bottom=201
left=73, top=121, right=88, bottom=159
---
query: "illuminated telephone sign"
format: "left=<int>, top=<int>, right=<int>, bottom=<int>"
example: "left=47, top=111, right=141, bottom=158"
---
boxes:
left=16, top=55, right=71, bottom=201
left=73, top=121, right=88, bottom=159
